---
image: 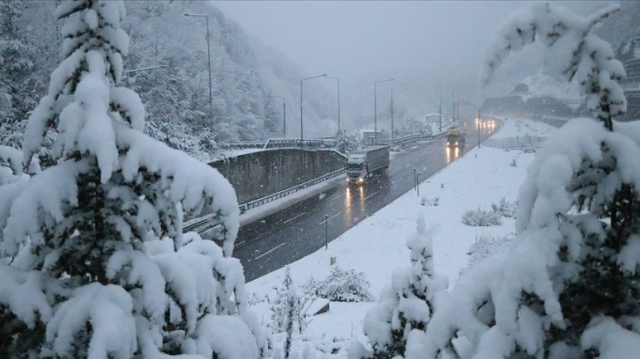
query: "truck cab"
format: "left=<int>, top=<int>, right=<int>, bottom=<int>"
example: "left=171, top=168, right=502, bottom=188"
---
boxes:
left=346, top=153, right=367, bottom=184
left=346, top=146, right=390, bottom=185
left=447, top=127, right=465, bottom=148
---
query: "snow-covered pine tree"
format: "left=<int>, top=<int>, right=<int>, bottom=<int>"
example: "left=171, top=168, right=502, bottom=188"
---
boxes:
left=0, top=1, right=267, bottom=358
left=352, top=214, right=447, bottom=359
left=271, top=266, right=307, bottom=355
left=284, top=268, right=296, bottom=359
left=411, top=4, right=640, bottom=359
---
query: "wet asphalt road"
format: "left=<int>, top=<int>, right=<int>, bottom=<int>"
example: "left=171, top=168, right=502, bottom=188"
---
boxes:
left=233, top=117, right=497, bottom=281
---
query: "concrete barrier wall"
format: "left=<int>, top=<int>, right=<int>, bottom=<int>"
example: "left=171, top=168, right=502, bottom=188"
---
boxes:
left=210, top=149, right=347, bottom=204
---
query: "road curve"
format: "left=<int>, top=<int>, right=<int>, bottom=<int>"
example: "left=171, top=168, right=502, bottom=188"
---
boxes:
left=233, top=117, right=498, bottom=281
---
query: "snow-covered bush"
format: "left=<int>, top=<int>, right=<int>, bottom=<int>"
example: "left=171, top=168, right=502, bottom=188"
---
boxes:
left=463, top=233, right=514, bottom=274
left=303, top=265, right=374, bottom=303
left=335, top=130, right=360, bottom=154
left=421, top=196, right=440, bottom=207
left=409, top=4, right=640, bottom=359
left=510, top=157, right=517, bottom=167
left=490, top=197, right=517, bottom=218
left=461, top=208, right=502, bottom=226
left=0, top=2, right=267, bottom=358
left=351, top=214, right=448, bottom=359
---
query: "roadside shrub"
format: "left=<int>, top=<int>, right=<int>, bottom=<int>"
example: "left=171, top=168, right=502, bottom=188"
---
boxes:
left=462, top=208, right=502, bottom=226
left=270, top=267, right=310, bottom=335
left=464, top=233, right=514, bottom=272
left=302, top=266, right=374, bottom=302
left=421, top=196, right=440, bottom=206
left=491, top=197, right=517, bottom=218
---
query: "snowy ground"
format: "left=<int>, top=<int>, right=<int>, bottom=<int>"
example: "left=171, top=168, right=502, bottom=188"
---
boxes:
left=243, top=117, right=557, bottom=358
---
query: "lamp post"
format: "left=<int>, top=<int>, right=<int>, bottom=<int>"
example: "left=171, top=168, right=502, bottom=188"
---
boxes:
left=477, top=110, right=481, bottom=148
left=374, top=79, right=394, bottom=144
left=268, top=95, right=286, bottom=138
left=300, top=74, right=327, bottom=145
left=452, top=88, right=456, bottom=123
left=390, top=83, right=406, bottom=138
left=184, top=13, right=213, bottom=126
left=326, top=76, right=341, bottom=134
left=439, top=86, right=442, bottom=133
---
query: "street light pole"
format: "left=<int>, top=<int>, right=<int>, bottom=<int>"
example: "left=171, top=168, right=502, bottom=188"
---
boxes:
left=184, top=13, right=213, bottom=126
left=477, top=110, right=481, bottom=148
left=300, top=74, right=327, bottom=145
left=439, top=86, right=442, bottom=133
left=390, top=83, right=406, bottom=139
left=375, top=78, right=394, bottom=144
left=326, top=76, right=340, bottom=134
left=268, top=95, right=286, bottom=137
left=452, top=88, right=456, bottom=123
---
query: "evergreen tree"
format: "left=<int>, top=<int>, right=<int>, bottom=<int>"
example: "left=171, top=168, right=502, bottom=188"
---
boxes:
left=413, top=4, right=640, bottom=359
left=271, top=266, right=308, bottom=352
left=353, top=214, right=447, bottom=359
left=0, top=1, right=267, bottom=358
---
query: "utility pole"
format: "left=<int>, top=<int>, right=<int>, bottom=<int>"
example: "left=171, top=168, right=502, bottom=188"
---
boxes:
left=477, top=110, right=481, bottom=148
left=439, top=86, right=442, bottom=133
left=184, top=13, right=213, bottom=126
left=452, top=89, right=455, bottom=123
left=391, top=88, right=394, bottom=138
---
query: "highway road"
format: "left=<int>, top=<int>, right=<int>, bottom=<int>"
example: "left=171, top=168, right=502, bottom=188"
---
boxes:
left=233, top=117, right=498, bottom=281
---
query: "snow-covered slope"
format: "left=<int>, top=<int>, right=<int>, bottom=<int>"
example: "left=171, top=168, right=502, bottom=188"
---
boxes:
left=245, top=117, right=556, bottom=358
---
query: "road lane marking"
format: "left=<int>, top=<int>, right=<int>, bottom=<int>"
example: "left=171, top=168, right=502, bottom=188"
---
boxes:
left=331, top=192, right=347, bottom=200
left=283, top=212, right=306, bottom=224
left=254, top=242, right=287, bottom=260
left=319, top=212, right=342, bottom=224
left=364, top=191, right=379, bottom=201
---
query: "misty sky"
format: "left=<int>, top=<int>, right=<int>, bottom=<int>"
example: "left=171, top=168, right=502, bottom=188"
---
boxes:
left=214, top=1, right=612, bottom=123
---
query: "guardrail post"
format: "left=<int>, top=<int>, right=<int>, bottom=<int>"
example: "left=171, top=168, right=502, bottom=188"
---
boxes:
left=324, top=214, right=329, bottom=250
left=417, top=172, right=421, bottom=196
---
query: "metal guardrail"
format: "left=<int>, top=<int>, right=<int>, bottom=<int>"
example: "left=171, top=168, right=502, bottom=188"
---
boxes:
left=483, top=135, right=547, bottom=149
left=220, top=138, right=331, bottom=151
left=186, top=133, right=440, bottom=234
left=183, top=213, right=222, bottom=234
left=219, top=141, right=265, bottom=150
left=383, top=133, right=437, bottom=147
left=183, top=167, right=347, bottom=234
left=262, top=138, right=326, bottom=150
left=239, top=167, right=345, bottom=213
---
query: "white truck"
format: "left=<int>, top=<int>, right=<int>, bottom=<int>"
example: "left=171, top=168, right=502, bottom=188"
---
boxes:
left=346, top=145, right=390, bottom=184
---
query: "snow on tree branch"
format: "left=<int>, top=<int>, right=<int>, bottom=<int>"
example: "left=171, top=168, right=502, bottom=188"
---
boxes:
left=482, top=3, right=625, bottom=129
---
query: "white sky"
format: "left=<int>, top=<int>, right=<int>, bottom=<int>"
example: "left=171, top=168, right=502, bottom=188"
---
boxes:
left=214, top=1, right=611, bottom=118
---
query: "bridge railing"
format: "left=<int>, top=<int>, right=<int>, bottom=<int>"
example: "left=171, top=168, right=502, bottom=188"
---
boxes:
left=183, top=167, right=347, bottom=235
left=382, top=133, right=438, bottom=147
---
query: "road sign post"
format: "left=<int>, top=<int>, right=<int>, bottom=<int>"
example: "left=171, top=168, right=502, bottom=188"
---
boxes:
left=325, top=214, right=329, bottom=250
left=413, top=168, right=417, bottom=191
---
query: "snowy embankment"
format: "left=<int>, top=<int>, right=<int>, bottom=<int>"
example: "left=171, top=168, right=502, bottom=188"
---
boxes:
left=245, top=117, right=557, bottom=356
